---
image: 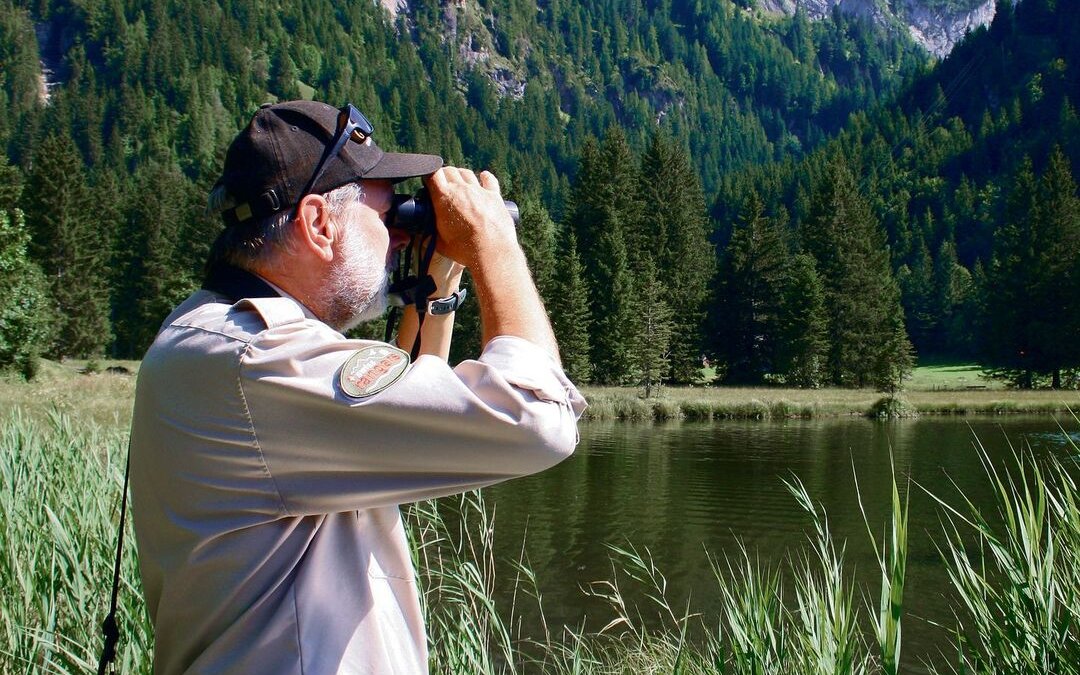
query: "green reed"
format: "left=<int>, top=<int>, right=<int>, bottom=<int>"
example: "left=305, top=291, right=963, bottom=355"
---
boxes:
left=2, top=408, right=1078, bottom=674
left=921, top=423, right=1080, bottom=674
left=0, top=410, right=152, bottom=674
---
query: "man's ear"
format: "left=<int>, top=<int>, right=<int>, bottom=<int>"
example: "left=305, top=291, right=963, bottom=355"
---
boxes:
left=293, top=194, right=337, bottom=263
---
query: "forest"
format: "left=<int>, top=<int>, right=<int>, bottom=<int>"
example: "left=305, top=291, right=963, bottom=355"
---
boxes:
left=0, top=0, right=1077, bottom=390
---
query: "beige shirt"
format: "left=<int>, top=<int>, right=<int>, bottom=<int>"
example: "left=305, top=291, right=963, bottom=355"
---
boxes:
left=130, top=289, right=586, bottom=674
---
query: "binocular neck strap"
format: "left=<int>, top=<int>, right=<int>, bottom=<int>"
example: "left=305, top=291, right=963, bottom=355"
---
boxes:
left=384, top=232, right=439, bottom=360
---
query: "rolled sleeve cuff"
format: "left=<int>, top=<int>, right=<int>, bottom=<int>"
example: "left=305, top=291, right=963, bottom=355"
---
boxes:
left=478, top=336, right=588, bottom=418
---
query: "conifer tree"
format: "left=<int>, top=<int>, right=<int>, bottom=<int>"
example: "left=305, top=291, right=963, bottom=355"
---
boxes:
left=516, top=197, right=558, bottom=305
left=565, top=130, right=640, bottom=384
left=1031, top=148, right=1080, bottom=387
left=638, top=131, right=715, bottom=382
left=774, top=253, right=829, bottom=387
left=549, top=230, right=592, bottom=383
left=801, top=156, right=912, bottom=389
left=627, top=257, right=674, bottom=398
left=23, top=132, right=112, bottom=358
left=983, top=158, right=1040, bottom=387
left=111, top=161, right=200, bottom=356
left=897, top=237, right=934, bottom=355
left=713, top=190, right=790, bottom=384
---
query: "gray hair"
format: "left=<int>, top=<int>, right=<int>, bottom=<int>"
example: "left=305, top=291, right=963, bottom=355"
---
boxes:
left=206, top=183, right=367, bottom=270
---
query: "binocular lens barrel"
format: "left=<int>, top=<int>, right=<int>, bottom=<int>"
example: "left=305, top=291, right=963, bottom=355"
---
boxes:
left=389, top=190, right=518, bottom=235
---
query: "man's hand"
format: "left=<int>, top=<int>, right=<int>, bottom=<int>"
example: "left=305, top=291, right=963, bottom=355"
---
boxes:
left=424, top=166, right=560, bottom=362
left=427, top=167, right=517, bottom=271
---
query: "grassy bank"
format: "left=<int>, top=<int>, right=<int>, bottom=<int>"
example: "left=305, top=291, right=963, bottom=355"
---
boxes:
left=2, top=410, right=1078, bottom=673
left=582, top=363, right=1080, bottom=421
left=580, top=385, right=1080, bottom=421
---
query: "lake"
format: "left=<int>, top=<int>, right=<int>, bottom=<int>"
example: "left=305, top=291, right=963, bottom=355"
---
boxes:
left=478, top=415, right=1079, bottom=672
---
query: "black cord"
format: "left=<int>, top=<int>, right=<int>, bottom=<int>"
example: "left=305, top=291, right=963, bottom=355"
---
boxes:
left=98, top=443, right=131, bottom=675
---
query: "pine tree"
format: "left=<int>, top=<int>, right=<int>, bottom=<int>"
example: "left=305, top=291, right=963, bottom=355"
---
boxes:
left=1030, top=148, right=1080, bottom=387
left=626, top=257, right=674, bottom=398
left=713, top=190, right=790, bottom=384
left=801, top=156, right=912, bottom=389
left=638, top=131, right=715, bottom=382
left=565, top=130, right=640, bottom=384
left=983, top=158, right=1040, bottom=387
left=23, top=132, right=112, bottom=358
left=774, top=253, right=829, bottom=387
left=516, top=197, right=558, bottom=305
left=111, top=161, right=200, bottom=356
left=549, top=230, right=592, bottom=383
left=897, top=236, right=934, bottom=356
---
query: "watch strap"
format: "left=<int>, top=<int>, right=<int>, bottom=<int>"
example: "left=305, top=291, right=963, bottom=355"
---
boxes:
left=427, top=288, right=467, bottom=316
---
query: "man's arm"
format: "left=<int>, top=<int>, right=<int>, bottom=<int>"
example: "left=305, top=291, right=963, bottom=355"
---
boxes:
left=394, top=252, right=464, bottom=360
left=427, top=167, right=560, bottom=363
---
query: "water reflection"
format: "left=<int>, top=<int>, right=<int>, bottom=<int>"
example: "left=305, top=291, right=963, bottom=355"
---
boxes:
left=478, top=416, right=1075, bottom=670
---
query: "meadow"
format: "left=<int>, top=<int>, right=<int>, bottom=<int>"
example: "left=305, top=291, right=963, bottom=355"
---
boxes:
left=1, top=363, right=1079, bottom=673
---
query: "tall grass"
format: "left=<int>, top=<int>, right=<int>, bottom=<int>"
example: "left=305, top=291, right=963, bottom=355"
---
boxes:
left=922, top=425, right=1080, bottom=674
left=0, top=410, right=151, bottom=673
left=2, top=409, right=1078, bottom=674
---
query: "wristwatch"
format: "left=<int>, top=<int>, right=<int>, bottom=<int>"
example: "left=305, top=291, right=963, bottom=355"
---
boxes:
left=427, top=288, right=467, bottom=316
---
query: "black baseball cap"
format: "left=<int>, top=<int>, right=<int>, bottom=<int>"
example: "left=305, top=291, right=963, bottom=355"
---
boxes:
left=211, top=100, right=443, bottom=227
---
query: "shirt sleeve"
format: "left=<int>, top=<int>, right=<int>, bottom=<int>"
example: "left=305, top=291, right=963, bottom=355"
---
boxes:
left=239, top=323, right=587, bottom=516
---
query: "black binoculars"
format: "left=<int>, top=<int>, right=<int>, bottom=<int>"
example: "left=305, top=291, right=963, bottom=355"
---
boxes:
left=387, top=188, right=519, bottom=235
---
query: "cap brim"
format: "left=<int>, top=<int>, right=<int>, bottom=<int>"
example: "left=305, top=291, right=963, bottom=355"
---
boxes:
left=365, top=152, right=444, bottom=182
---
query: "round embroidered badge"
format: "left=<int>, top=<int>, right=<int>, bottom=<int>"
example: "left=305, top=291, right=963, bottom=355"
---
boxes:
left=338, top=345, right=411, bottom=398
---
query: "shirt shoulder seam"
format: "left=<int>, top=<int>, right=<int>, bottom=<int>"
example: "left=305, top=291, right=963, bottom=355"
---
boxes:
left=168, top=321, right=257, bottom=344
left=236, top=341, right=290, bottom=517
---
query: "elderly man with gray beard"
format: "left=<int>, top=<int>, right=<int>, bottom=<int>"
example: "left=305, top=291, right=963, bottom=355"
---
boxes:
left=127, top=100, right=586, bottom=674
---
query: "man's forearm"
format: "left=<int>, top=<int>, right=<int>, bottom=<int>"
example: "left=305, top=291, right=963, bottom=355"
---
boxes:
left=395, top=269, right=463, bottom=360
left=471, top=244, right=560, bottom=363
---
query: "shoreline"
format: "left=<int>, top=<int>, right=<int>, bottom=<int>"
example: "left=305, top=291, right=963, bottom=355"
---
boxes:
left=581, top=386, right=1080, bottom=422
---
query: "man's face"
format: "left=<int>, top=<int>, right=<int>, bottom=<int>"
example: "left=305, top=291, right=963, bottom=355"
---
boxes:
left=323, top=180, right=398, bottom=332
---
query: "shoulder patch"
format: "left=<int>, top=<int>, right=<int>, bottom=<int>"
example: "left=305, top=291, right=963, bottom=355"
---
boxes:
left=338, top=345, right=411, bottom=399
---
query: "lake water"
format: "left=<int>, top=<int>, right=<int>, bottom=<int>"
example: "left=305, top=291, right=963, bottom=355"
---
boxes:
left=478, top=415, right=1079, bottom=672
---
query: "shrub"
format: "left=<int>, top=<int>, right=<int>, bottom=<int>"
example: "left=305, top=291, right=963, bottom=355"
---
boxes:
left=868, top=395, right=918, bottom=419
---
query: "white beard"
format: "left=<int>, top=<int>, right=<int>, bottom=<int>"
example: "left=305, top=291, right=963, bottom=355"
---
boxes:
left=324, top=219, right=390, bottom=332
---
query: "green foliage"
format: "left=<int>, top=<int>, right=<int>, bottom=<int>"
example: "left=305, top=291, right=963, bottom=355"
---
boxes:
left=626, top=258, right=674, bottom=398
left=22, top=131, right=111, bottom=358
left=0, top=411, right=151, bottom=672
left=549, top=230, right=593, bottom=383
left=516, top=197, right=559, bottom=305
left=0, top=0, right=927, bottom=361
left=982, top=149, right=1080, bottom=387
left=0, top=209, right=52, bottom=378
left=567, top=132, right=640, bottom=384
left=712, top=190, right=791, bottom=384
left=774, top=254, right=829, bottom=388
left=923, top=438, right=1080, bottom=674
left=714, top=0, right=1080, bottom=379
left=801, top=157, right=912, bottom=390
left=637, top=131, right=715, bottom=383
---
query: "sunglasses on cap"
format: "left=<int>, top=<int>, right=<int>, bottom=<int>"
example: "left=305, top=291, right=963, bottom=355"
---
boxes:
left=298, top=104, right=375, bottom=203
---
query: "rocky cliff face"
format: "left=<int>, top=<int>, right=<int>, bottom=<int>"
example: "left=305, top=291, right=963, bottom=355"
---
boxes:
left=759, top=0, right=996, bottom=57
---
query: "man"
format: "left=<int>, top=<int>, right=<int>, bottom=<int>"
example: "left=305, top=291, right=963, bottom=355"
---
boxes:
left=129, top=100, right=586, bottom=674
